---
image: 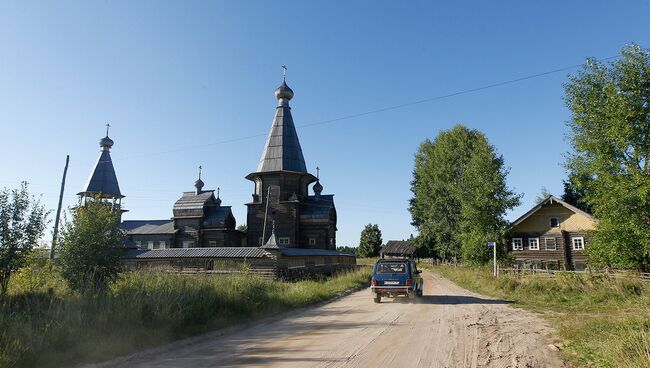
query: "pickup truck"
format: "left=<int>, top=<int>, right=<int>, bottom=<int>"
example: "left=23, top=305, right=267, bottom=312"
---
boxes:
left=370, top=258, right=423, bottom=303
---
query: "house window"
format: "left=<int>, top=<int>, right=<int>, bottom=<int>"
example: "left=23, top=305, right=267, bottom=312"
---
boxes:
left=572, top=237, right=584, bottom=250
left=209, top=240, right=217, bottom=247
left=550, top=217, right=559, bottom=228
left=182, top=240, right=194, bottom=248
left=512, top=238, right=523, bottom=251
left=544, top=238, right=557, bottom=251
left=279, top=237, right=290, bottom=246
left=135, top=241, right=142, bottom=248
left=309, top=238, right=316, bottom=246
left=158, top=241, right=166, bottom=249
left=528, top=238, right=539, bottom=250
left=148, top=241, right=156, bottom=250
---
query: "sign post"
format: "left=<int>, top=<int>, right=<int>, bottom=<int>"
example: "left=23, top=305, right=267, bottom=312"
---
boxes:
left=487, top=242, right=496, bottom=277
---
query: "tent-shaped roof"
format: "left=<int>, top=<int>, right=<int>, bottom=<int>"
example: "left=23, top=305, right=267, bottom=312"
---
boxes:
left=256, top=81, right=307, bottom=173
left=79, top=149, right=123, bottom=198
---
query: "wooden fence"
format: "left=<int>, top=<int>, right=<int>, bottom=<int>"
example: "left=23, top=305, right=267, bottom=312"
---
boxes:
left=499, top=266, right=650, bottom=281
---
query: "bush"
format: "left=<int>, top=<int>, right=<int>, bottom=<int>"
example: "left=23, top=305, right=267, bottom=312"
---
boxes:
left=58, top=200, right=123, bottom=293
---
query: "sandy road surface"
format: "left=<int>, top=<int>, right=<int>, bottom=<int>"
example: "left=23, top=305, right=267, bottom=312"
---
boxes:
left=96, top=271, right=564, bottom=368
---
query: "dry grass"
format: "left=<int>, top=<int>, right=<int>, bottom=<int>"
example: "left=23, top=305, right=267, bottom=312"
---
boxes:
left=0, top=265, right=371, bottom=368
left=425, top=264, right=650, bottom=368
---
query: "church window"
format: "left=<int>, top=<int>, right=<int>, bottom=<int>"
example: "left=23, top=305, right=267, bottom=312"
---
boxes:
left=329, top=238, right=335, bottom=246
left=159, top=241, right=166, bottom=249
left=148, top=241, right=155, bottom=249
left=309, top=238, right=316, bottom=245
left=135, top=241, right=142, bottom=248
left=209, top=240, right=217, bottom=247
left=550, top=217, right=559, bottom=228
left=182, top=240, right=194, bottom=248
left=279, top=237, right=290, bottom=245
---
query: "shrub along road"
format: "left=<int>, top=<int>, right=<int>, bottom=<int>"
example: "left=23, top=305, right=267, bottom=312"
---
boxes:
left=91, top=270, right=564, bottom=368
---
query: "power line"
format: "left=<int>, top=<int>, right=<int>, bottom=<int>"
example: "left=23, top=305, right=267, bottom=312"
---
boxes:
left=103, top=54, right=620, bottom=163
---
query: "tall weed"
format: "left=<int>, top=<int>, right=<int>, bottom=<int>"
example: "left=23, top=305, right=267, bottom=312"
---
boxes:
left=1, top=267, right=370, bottom=368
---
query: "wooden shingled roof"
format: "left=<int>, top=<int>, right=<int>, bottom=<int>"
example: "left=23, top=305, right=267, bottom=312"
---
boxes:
left=380, top=240, right=417, bottom=257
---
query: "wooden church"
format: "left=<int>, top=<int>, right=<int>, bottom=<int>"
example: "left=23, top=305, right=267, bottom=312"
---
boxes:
left=77, top=78, right=354, bottom=277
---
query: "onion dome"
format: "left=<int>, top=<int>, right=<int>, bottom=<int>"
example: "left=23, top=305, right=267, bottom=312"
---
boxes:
left=313, top=180, right=323, bottom=195
left=99, top=135, right=114, bottom=151
left=275, top=81, right=294, bottom=101
left=194, top=178, right=204, bottom=194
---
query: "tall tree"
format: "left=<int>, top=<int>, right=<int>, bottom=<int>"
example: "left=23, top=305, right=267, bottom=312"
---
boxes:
left=564, top=44, right=650, bottom=270
left=409, top=124, right=520, bottom=264
left=59, top=199, right=123, bottom=293
left=0, top=182, right=48, bottom=295
left=534, top=186, right=553, bottom=204
left=358, top=224, right=382, bottom=258
left=561, top=174, right=592, bottom=213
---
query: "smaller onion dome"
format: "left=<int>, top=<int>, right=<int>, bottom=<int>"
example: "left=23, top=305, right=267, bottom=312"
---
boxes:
left=99, top=135, right=114, bottom=150
left=194, top=178, right=204, bottom=194
left=275, top=81, right=294, bottom=101
left=313, top=180, right=323, bottom=195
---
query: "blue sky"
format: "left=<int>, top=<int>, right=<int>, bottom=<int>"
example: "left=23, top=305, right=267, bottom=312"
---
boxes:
left=1, top=1, right=648, bottom=247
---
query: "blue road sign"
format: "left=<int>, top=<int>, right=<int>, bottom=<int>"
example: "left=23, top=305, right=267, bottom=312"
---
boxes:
left=487, top=241, right=496, bottom=247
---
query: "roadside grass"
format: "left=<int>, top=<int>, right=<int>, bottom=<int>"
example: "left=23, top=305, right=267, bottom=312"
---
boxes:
left=424, top=264, right=650, bottom=368
left=0, top=266, right=371, bottom=368
left=356, top=257, right=379, bottom=266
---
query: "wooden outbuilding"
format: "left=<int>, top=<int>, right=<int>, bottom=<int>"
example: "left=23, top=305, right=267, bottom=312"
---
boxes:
left=381, top=240, right=417, bottom=259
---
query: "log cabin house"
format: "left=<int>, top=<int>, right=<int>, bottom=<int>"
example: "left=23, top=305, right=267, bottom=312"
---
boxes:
left=507, top=195, right=597, bottom=270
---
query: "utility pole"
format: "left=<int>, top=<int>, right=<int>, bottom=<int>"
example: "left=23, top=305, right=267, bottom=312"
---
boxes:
left=51, top=155, right=69, bottom=259
left=261, top=186, right=272, bottom=245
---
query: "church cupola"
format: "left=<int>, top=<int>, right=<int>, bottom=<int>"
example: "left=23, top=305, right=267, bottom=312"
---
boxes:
left=215, top=187, right=222, bottom=206
left=194, top=166, right=205, bottom=194
left=78, top=124, right=126, bottom=212
left=313, top=181, right=323, bottom=197
left=275, top=81, right=294, bottom=106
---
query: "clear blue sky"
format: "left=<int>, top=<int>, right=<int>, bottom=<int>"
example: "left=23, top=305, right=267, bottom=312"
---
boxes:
left=1, top=1, right=648, bottom=247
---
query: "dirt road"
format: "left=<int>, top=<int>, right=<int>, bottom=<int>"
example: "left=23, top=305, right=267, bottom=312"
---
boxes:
left=98, top=271, right=564, bottom=368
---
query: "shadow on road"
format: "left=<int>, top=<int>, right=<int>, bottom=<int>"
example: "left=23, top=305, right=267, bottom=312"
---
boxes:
left=384, top=295, right=509, bottom=305
left=419, top=295, right=509, bottom=305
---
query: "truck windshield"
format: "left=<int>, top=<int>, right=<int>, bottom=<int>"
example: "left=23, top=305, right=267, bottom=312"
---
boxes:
left=377, top=263, right=407, bottom=274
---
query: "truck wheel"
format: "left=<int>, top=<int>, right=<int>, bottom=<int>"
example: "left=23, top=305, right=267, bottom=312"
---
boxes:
left=373, top=295, right=381, bottom=303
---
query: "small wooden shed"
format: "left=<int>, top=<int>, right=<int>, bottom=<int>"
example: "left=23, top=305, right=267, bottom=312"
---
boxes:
left=380, top=240, right=417, bottom=259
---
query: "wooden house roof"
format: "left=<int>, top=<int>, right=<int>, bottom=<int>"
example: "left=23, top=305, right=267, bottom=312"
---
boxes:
left=508, top=195, right=596, bottom=230
left=381, top=241, right=417, bottom=256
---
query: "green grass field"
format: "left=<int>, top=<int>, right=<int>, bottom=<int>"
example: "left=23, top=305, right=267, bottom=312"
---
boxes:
left=425, top=264, right=650, bottom=368
left=0, top=265, right=371, bottom=368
